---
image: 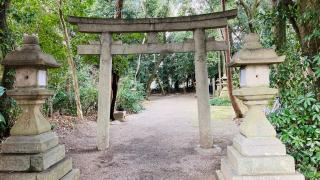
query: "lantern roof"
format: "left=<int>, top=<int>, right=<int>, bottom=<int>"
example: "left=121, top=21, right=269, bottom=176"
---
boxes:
left=2, top=35, right=60, bottom=68
left=229, top=33, right=285, bottom=67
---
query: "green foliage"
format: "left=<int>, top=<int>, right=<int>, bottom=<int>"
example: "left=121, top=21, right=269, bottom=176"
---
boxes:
left=0, top=85, right=20, bottom=136
left=268, top=51, right=320, bottom=179
left=51, top=64, right=98, bottom=116
left=116, top=76, right=145, bottom=113
left=269, top=92, right=320, bottom=179
left=210, top=97, right=231, bottom=106
left=266, top=23, right=320, bottom=179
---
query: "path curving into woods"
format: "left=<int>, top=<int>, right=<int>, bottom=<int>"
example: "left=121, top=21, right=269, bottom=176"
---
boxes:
left=57, top=94, right=239, bottom=180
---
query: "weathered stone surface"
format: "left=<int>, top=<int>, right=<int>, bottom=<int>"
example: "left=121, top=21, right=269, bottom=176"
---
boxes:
left=233, top=134, right=286, bottom=156
left=1, top=35, right=60, bottom=68
left=239, top=65, right=270, bottom=87
left=9, top=100, right=52, bottom=136
left=97, top=32, right=112, bottom=151
left=1, top=131, right=59, bottom=154
left=194, top=28, right=213, bottom=149
left=37, top=157, right=72, bottom=180
left=0, top=157, right=73, bottom=180
left=114, top=111, right=126, bottom=122
left=61, top=169, right=80, bottom=180
left=0, top=172, right=36, bottom=180
left=227, top=146, right=295, bottom=175
left=68, top=9, right=237, bottom=33
left=0, top=154, right=30, bottom=171
left=229, top=33, right=285, bottom=67
left=31, top=145, right=65, bottom=171
left=78, top=40, right=228, bottom=55
left=219, top=158, right=304, bottom=180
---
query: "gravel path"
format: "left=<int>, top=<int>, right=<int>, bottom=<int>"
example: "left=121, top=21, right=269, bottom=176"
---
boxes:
left=58, top=94, right=239, bottom=180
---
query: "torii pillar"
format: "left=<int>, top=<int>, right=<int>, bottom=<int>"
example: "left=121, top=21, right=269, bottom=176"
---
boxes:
left=194, top=29, right=213, bottom=148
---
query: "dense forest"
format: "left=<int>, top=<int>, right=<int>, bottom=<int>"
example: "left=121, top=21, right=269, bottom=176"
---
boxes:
left=0, top=0, right=319, bottom=179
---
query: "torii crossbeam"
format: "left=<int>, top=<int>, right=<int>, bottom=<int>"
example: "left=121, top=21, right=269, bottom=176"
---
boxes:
left=68, top=9, right=237, bottom=151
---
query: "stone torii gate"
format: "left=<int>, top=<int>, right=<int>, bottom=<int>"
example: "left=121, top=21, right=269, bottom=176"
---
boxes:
left=68, top=9, right=237, bottom=151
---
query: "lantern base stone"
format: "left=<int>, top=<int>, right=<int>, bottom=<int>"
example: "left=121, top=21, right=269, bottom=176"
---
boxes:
left=0, top=132, right=79, bottom=180
left=216, top=135, right=305, bottom=180
left=1, top=131, right=59, bottom=154
left=216, top=159, right=304, bottom=180
left=30, top=144, right=66, bottom=171
left=0, top=157, right=79, bottom=180
left=227, top=146, right=295, bottom=175
left=233, top=134, right=286, bottom=156
left=0, top=145, right=65, bottom=172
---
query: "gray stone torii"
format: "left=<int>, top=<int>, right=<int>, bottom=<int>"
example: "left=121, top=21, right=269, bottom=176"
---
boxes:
left=68, top=9, right=237, bottom=151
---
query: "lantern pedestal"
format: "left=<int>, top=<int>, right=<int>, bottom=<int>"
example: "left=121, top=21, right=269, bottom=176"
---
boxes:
left=216, top=88, right=304, bottom=180
left=7, top=89, right=53, bottom=136
left=0, top=90, right=80, bottom=180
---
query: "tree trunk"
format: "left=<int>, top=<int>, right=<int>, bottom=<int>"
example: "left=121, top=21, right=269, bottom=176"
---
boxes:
left=272, top=0, right=287, bottom=51
left=284, top=0, right=320, bottom=98
left=58, top=0, right=84, bottom=120
left=0, top=0, right=12, bottom=87
left=146, top=53, right=165, bottom=97
left=296, top=0, right=320, bottom=97
left=110, top=0, right=124, bottom=120
left=146, top=33, right=166, bottom=98
left=222, top=0, right=244, bottom=118
left=114, top=0, right=123, bottom=19
left=135, top=34, right=146, bottom=84
left=238, top=0, right=261, bottom=33
left=110, top=71, right=119, bottom=120
left=156, top=75, right=165, bottom=95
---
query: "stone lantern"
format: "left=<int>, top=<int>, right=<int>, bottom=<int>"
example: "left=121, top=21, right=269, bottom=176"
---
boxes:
left=2, top=35, right=59, bottom=136
left=216, top=33, right=304, bottom=179
left=219, top=75, right=228, bottom=98
left=0, top=35, right=79, bottom=180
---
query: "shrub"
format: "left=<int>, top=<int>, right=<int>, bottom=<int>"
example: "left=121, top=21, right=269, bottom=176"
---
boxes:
left=50, top=64, right=99, bottom=116
left=268, top=93, right=320, bottom=179
left=0, top=86, right=20, bottom=137
left=116, top=76, right=145, bottom=113
left=209, top=97, right=231, bottom=106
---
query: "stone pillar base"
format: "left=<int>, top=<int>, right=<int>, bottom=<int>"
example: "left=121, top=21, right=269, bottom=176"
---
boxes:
left=216, top=134, right=304, bottom=180
left=0, top=132, right=79, bottom=180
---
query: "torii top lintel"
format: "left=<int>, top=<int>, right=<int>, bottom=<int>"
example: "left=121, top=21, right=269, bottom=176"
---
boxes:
left=68, top=9, right=237, bottom=33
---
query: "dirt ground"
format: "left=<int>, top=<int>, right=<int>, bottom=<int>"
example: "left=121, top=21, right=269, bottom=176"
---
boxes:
left=57, top=94, right=239, bottom=180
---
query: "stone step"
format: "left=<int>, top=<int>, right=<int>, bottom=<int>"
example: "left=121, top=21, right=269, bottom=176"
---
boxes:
left=0, top=145, right=65, bottom=172
left=0, top=154, right=30, bottom=172
left=1, top=131, right=59, bottom=154
left=233, top=134, right=286, bottom=156
left=220, top=158, right=304, bottom=180
left=227, top=146, right=295, bottom=175
left=0, top=157, right=73, bottom=180
left=31, top=145, right=66, bottom=171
